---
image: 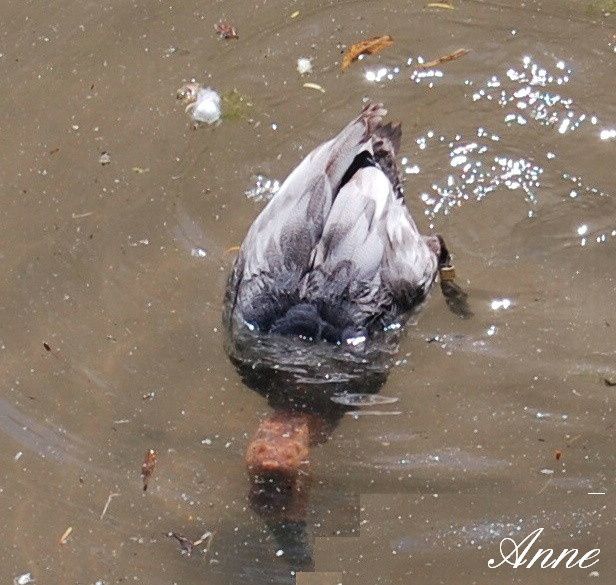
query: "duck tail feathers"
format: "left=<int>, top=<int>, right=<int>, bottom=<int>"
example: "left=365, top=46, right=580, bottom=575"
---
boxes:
left=372, top=122, right=403, bottom=198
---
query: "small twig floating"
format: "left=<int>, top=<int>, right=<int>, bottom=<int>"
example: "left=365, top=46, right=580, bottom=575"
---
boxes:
left=141, top=449, right=157, bottom=492
left=427, top=2, right=455, bottom=9
left=59, top=526, right=73, bottom=545
left=303, top=82, right=326, bottom=93
left=100, top=492, right=120, bottom=520
left=417, top=48, right=470, bottom=69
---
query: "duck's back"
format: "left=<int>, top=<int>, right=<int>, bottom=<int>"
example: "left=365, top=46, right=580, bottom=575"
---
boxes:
left=225, top=104, right=442, bottom=344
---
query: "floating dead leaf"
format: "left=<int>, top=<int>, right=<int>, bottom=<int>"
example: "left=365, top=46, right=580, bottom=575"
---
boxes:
left=603, top=377, right=616, bottom=387
left=417, top=48, right=469, bottom=69
left=43, top=342, right=51, bottom=352
left=59, top=526, right=73, bottom=545
left=303, top=82, right=326, bottom=93
left=290, top=10, right=300, bottom=18
left=341, top=35, right=394, bottom=71
left=214, top=21, right=239, bottom=40
left=49, top=147, right=60, bottom=155
left=555, top=450, right=562, bottom=461
left=427, top=2, right=455, bottom=8
left=141, top=449, right=157, bottom=491
left=131, top=166, right=150, bottom=174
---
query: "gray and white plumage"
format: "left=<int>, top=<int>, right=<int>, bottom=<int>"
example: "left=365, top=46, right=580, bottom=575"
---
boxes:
left=225, top=103, right=445, bottom=344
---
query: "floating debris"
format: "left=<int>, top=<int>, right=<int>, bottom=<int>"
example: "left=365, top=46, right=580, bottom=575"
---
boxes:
left=303, top=82, right=325, bottom=93
left=427, top=2, right=455, bottom=8
left=296, top=57, right=313, bottom=75
left=331, top=393, right=400, bottom=406
left=588, top=0, right=616, bottom=15
left=221, top=89, right=252, bottom=121
left=167, top=530, right=214, bottom=556
left=341, top=35, right=394, bottom=71
left=603, top=377, right=616, bottom=387
left=14, top=574, right=34, bottom=585
left=290, top=10, right=300, bottom=18
left=131, top=166, right=149, bottom=174
left=141, top=449, right=157, bottom=491
left=99, top=492, right=120, bottom=520
left=98, top=151, right=111, bottom=165
left=59, top=526, right=73, bottom=545
left=164, top=46, right=190, bottom=58
left=190, top=247, right=207, bottom=258
left=417, top=48, right=469, bottom=69
left=214, top=21, right=239, bottom=40
left=177, top=82, right=222, bottom=125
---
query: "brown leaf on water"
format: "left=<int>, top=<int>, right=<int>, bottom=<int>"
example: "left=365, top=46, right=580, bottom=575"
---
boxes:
left=141, top=449, right=157, bottom=491
left=215, top=21, right=239, bottom=40
left=341, top=35, right=394, bottom=71
left=417, top=48, right=469, bottom=69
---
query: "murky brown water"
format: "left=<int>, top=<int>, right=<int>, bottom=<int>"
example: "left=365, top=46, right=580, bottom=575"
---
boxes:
left=1, top=0, right=615, bottom=583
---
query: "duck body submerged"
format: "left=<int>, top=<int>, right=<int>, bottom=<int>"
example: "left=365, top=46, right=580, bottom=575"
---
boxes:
left=225, top=104, right=447, bottom=346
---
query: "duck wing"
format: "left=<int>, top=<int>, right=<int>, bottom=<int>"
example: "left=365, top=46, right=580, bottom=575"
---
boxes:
left=302, top=164, right=438, bottom=331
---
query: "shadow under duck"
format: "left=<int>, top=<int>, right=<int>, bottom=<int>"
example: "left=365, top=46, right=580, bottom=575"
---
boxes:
left=224, top=103, right=459, bottom=351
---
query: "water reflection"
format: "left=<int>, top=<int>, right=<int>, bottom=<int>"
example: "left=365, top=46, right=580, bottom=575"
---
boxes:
left=225, top=326, right=399, bottom=572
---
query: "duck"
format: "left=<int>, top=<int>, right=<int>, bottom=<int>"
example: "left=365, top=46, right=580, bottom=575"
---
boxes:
left=224, top=103, right=453, bottom=346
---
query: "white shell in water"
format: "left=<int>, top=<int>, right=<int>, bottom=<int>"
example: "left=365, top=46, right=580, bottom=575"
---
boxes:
left=296, top=57, right=312, bottom=75
left=191, top=88, right=222, bottom=124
